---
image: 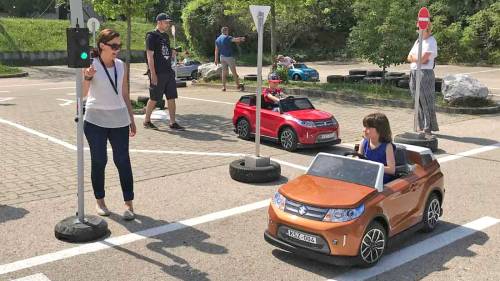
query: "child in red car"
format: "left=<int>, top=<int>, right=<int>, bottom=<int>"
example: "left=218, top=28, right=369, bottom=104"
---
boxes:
left=263, top=72, right=286, bottom=111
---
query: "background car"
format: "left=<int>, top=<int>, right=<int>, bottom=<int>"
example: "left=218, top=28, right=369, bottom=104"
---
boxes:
left=264, top=145, right=444, bottom=267
left=233, top=95, right=341, bottom=151
left=288, top=63, right=319, bottom=81
left=174, top=60, right=201, bottom=80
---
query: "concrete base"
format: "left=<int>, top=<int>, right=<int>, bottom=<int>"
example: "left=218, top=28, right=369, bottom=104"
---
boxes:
left=244, top=155, right=271, bottom=168
left=55, top=215, right=109, bottom=243
left=394, top=132, right=438, bottom=152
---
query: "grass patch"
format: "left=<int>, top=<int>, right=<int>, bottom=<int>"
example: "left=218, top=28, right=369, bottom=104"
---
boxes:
left=0, top=17, right=173, bottom=52
left=0, top=63, right=22, bottom=75
left=441, top=96, right=497, bottom=107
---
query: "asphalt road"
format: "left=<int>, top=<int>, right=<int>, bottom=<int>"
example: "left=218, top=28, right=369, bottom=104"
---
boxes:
left=0, top=64, right=499, bottom=281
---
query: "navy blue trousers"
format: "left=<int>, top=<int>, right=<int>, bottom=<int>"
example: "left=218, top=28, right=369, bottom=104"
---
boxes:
left=84, top=121, right=134, bottom=201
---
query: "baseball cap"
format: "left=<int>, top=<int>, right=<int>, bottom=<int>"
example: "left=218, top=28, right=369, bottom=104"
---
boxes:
left=156, top=13, right=172, bottom=22
left=268, top=72, right=282, bottom=83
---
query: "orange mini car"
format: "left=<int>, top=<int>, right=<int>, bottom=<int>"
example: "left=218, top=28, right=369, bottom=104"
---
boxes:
left=264, top=144, right=444, bottom=267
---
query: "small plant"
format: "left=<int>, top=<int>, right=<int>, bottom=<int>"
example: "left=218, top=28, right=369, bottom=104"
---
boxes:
left=274, top=66, right=289, bottom=84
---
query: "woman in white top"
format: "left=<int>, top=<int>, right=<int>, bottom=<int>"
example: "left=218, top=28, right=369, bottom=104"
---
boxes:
left=82, top=29, right=137, bottom=220
left=407, top=23, right=439, bottom=138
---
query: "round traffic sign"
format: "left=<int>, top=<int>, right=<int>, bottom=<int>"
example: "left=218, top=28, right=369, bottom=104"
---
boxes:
left=418, top=7, right=430, bottom=30
left=87, top=18, right=100, bottom=33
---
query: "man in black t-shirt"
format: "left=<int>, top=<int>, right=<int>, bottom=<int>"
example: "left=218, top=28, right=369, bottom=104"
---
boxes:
left=144, top=13, right=184, bottom=130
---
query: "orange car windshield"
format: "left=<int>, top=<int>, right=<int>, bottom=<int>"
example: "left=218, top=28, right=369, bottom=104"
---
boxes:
left=307, top=154, right=381, bottom=188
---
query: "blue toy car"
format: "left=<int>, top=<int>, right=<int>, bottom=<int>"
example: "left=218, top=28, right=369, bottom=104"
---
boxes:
left=288, top=63, right=319, bottom=82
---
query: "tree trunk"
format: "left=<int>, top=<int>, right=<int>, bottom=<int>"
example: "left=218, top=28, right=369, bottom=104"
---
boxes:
left=126, top=0, right=132, bottom=94
left=270, top=1, right=276, bottom=59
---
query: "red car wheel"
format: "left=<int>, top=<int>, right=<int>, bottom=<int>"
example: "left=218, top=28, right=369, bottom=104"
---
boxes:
left=279, top=127, right=298, bottom=151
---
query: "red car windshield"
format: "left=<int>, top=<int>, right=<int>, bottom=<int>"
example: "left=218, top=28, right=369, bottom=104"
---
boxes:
left=280, top=98, right=314, bottom=112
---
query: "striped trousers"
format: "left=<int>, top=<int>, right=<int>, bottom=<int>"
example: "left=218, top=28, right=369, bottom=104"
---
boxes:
left=410, top=69, right=439, bottom=133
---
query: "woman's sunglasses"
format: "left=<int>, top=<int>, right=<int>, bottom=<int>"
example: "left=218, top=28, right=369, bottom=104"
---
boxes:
left=104, top=42, right=122, bottom=50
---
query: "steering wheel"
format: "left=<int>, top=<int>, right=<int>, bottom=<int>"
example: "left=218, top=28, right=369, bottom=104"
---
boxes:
left=343, top=152, right=367, bottom=160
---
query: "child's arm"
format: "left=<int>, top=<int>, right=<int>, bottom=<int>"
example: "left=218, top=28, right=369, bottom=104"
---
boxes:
left=384, top=144, right=396, bottom=175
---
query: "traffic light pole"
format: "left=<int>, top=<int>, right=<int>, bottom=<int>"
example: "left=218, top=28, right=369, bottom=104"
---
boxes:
left=55, top=0, right=108, bottom=242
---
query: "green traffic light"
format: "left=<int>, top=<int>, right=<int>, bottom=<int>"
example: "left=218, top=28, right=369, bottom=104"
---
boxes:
left=80, top=52, right=88, bottom=60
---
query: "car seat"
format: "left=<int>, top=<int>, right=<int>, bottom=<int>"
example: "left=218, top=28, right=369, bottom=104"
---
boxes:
left=394, top=145, right=413, bottom=177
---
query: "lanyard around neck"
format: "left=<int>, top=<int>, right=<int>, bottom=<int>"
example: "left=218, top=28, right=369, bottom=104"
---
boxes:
left=98, top=57, right=118, bottom=95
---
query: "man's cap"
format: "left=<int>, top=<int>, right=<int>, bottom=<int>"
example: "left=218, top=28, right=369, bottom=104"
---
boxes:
left=156, top=13, right=172, bottom=22
left=268, top=72, right=282, bottom=83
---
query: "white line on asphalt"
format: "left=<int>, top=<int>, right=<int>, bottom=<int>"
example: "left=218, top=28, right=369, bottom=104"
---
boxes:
left=66, top=93, right=75, bottom=96
left=458, top=69, right=500, bottom=75
left=179, top=96, right=235, bottom=105
left=0, top=82, right=73, bottom=88
left=56, top=99, right=75, bottom=106
left=0, top=97, right=15, bottom=102
left=328, top=216, right=500, bottom=281
left=40, top=87, right=75, bottom=90
left=0, top=90, right=10, bottom=93
left=437, top=143, right=500, bottom=163
left=11, top=273, right=52, bottom=281
left=0, top=200, right=270, bottom=275
left=129, top=149, right=246, bottom=158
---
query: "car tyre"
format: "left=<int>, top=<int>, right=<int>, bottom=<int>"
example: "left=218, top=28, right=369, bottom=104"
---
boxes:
left=421, top=193, right=441, bottom=232
left=279, top=127, right=298, bottom=151
left=349, top=69, right=367, bottom=76
left=327, top=75, right=345, bottom=83
left=236, top=118, right=252, bottom=140
left=229, top=159, right=281, bottom=183
left=358, top=221, right=386, bottom=267
left=191, top=70, right=198, bottom=80
left=293, top=74, right=301, bottom=81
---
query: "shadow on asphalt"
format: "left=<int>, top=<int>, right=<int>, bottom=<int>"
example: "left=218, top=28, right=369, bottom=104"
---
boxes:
left=0, top=205, right=29, bottom=224
left=106, top=214, right=227, bottom=281
left=435, top=133, right=499, bottom=146
left=154, top=113, right=238, bottom=143
left=270, top=220, right=490, bottom=280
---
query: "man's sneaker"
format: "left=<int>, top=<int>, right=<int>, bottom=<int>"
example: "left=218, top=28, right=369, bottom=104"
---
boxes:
left=143, top=121, right=158, bottom=130
left=169, top=122, right=185, bottom=130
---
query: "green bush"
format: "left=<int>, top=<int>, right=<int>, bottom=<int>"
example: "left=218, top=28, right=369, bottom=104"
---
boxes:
left=0, top=63, right=22, bottom=75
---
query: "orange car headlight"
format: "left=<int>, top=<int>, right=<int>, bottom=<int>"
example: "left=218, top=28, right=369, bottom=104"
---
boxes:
left=323, top=204, right=365, bottom=222
left=272, top=192, right=286, bottom=211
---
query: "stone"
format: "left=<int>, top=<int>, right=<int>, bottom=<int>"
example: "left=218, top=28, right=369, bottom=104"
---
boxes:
left=198, top=63, right=222, bottom=81
left=442, top=74, right=489, bottom=102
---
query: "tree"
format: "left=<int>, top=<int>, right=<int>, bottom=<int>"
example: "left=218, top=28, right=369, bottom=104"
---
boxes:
left=88, top=0, right=158, bottom=91
left=224, top=0, right=306, bottom=58
left=1, top=0, right=55, bottom=17
left=349, top=0, right=417, bottom=73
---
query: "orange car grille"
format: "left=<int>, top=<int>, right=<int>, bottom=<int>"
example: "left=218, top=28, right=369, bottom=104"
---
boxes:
left=285, top=199, right=329, bottom=221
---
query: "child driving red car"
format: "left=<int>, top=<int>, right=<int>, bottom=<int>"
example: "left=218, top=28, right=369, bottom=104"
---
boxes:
left=263, top=73, right=286, bottom=111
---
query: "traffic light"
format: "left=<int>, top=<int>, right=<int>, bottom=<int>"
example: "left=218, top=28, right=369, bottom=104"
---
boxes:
left=67, top=27, right=90, bottom=68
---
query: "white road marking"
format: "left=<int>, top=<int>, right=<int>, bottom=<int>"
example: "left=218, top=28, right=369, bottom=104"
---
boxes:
left=0, top=97, right=15, bottom=102
left=458, top=69, right=500, bottom=75
left=40, top=87, right=75, bottom=91
left=0, top=200, right=270, bottom=275
left=66, top=93, right=75, bottom=96
left=11, top=273, right=52, bottom=281
left=437, top=143, right=500, bottom=163
left=56, top=99, right=75, bottom=106
left=180, top=96, right=235, bottom=105
left=328, top=216, right=500, bottom=281
left=0, top=90, right=11, bottom=93
left=0, top=82, right=73, bottom=88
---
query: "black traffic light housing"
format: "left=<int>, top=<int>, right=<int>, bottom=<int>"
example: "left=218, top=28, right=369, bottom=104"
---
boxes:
left=67, top=27, right=90, bottom=68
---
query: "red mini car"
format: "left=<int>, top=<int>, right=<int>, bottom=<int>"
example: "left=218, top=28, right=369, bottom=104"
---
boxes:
left=232, top=95, right=341, bottom=151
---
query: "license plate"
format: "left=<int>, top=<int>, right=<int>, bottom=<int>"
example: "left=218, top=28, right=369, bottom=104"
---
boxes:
left=287, top=229, right=317, bottom=244
left=319, top=132, right=337, bottom=139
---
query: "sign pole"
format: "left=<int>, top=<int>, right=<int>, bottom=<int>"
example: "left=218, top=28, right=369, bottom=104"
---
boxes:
left=255, top=12, right=264, bottom=157
left=414, top=28, right=423, bottom=132
left=55, top=1, right=108, bottom=242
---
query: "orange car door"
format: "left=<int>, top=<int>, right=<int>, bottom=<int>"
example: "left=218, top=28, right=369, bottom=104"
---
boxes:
left=382, top=176, right=420, bottom=235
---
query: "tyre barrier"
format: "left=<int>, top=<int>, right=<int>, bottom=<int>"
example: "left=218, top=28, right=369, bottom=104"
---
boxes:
left=366, top=70, right=385, bottom=77
left=326, top=75, right=345, bottom=83
left=397, top=79, right=410, bottom=89
left=348, top=69, right=367, bottom=76
left=244, top=74, right=258, bottom=81
left=345, top=74, right=366, bottom=83
left=229, top=159, right=281, bottom=183
left=386, top=72, right=406, bottom=77
left=363, top=77, right=383, bottom=84
left=394, top=132, right=438, bottom=152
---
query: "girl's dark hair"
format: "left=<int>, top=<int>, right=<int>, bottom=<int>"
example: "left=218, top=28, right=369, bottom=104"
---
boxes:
left=91, top=29, right=120, bottom=57
left=363, top=113, right=392, bottom=143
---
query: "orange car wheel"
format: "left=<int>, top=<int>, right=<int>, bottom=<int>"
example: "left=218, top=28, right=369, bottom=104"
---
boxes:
left=358, top=221, right=386, bottom=267
left=422, top=193, right=441, bottom=233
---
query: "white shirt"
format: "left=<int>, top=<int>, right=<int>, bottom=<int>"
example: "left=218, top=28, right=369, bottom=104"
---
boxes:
left=409, top=35, right=438, bottom=70
left=84, top=58, right=131, bottom=128
left=278, top=57, right=294, bottom=68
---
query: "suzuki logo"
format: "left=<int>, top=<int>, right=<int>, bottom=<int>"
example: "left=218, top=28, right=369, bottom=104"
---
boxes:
left=298, top=206, right=307, bottom=216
